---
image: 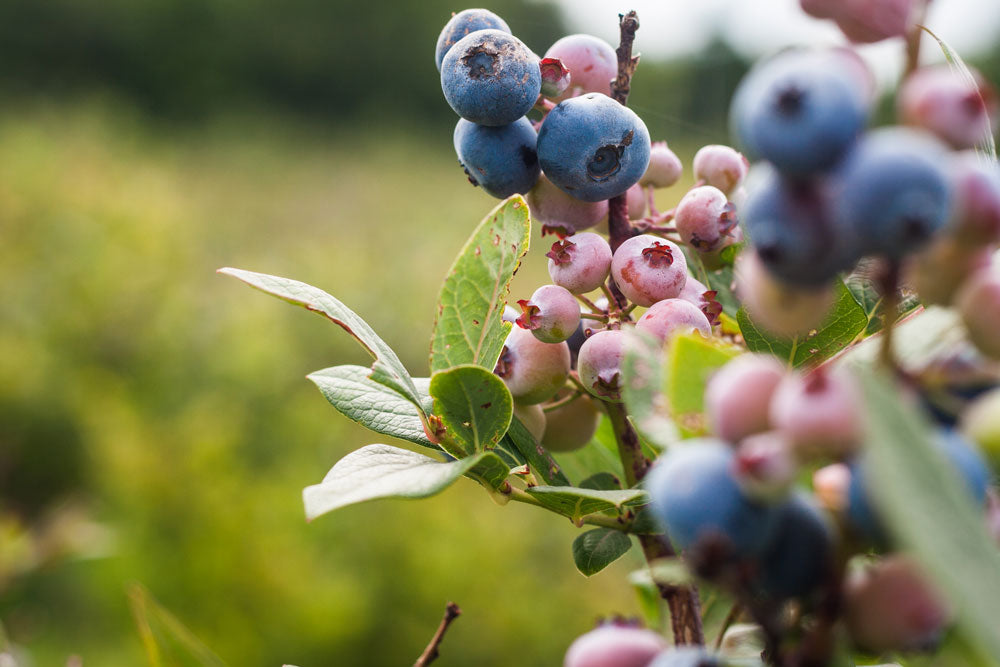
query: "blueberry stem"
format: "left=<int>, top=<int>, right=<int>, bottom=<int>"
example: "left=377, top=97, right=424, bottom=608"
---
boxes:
left=574, top=293, right=603, bottom=313
left=904, top=0, right=932, bottom=79
left=413, top=602, right=461, bottom=667
left=542, top=390, right=583, bottom=413
left=878, top=259, right=901, bottom=372
left=580, top=312, right=610, bottom=322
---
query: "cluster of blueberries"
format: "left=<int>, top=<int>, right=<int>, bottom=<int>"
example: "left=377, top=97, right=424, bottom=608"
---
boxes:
left=731, top=45, right=1000, bottom=347
left=432, top=6, right=1000, bottom=667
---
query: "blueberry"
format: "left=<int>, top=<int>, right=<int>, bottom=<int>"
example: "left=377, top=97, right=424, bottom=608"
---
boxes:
left=769, top=367, right=862, bottom=461
left=705, top=354, right=785, bottom=444
left=635, top=298, right=712, bottom=343
left=537, top=93, right=651, bottom=202
left=493, top=326, right=570, bottom=405
left=734, top=250, right=836, bottom=337
left=610, top=235, right=688, bottom=307
left=541, top=390, right=601, bottom=453
left=899, top=64, right=998, bottom=150
left=441, top=30, right=540, bottom=127
left=832, top=127, right=951, bottom=259
left=754, top=493, right=834, bottom=601
left=576, top=329, right=627, bottom=401
left=543, top=34, right=618, bottom=103
left=516, top=284, right=581, bottom=344
left=730, top=49, right=869, bottom=175
left=645, top=440, right=780, bottom=559
left=640, top=141, right=683, bottom=189
left=564, top=624, right=669, bottom=667
left=958, top=267, right=1000, bottom=360
left=674, top=185, right=739, bottom=253
left=647, top=647, right=721, bottom=667
left=546, top=232, right=613, bottom=294
left=454, top=117, right=540, bottom=198
left=692, top=145, right=748, bottom=195
left=742, top=166, right=859, bottom=286
left=434, top=9, right=511, bottom=71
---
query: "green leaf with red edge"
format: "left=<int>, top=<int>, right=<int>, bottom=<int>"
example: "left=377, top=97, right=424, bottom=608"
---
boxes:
left=429, top=195, right=531, bottom=373
left=219, top=267, right=424, bottom=412
left=738, top=280, right=867, bottom=368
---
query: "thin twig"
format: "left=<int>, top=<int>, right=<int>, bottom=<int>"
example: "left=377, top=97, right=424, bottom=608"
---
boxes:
left=414, top=602, right=462, bottom=667
left=878, top=260, right=901, bottom=372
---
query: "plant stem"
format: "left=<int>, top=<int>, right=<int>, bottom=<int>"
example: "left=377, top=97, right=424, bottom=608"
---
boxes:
left=414, top=602, right=461, bottom=667
left=603, top=9, right=704, bottom=646
left=904, top=0, right=932, bottom=78
left=878, top=260, right=901, bottom=372
left=713, top=601, right=742, bottom=651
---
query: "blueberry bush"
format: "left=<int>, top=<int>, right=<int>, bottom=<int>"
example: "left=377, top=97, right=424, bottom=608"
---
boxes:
left=223, top=4, right=1000, bottom=665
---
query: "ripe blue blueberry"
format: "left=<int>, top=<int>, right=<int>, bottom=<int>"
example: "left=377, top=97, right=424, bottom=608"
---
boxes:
left=434, top=9, right=511, bottom=71
left=730, top=49, right=869, bottom=175
left=537, top=93, right=652, bottom=202
left=755, top=493, right=834, bottom=601
left=454, top=117, right=540, bottom=198
left=441, top=30, right=541, bottom=127
left=743, top=166, right=859, bottom=286
left=645, top=440, right=780, bottom=558
left=832, top=127, right=952, bottom=258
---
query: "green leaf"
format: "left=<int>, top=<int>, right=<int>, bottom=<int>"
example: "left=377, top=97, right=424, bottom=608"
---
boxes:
left=526, top=485, right=648, bottom=522
left=579, top=472, right=622, bottom=490
left=855, top=367, right=1000, bottom=663
left=845, top=266, right=921, bottom=336
left=738, top=280, right=867, bottom=368
left=921, top=26, right=997, bottom=162
left=428, top=364, right=512, bottom=456
left=663, top=332, right=741, bottom=438
left=621, top=329, right=681, bottom=450
left=572, top=528, right=632, bottom=576
left=705, top=264, right=740, bottom=318
left=219, top=267, right=423, bottom=411
left=429, top=196, right=531, bottom=373
left=843, top=305, right=966, bottom=371
left=502, top=415, right=571, bottom=486
left=308, top=366, right=437, bottom=450
left=303, top=444, right=509, bottom=521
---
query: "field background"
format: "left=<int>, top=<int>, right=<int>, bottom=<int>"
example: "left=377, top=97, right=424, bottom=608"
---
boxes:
left=1, top=1, right=998, bottom=665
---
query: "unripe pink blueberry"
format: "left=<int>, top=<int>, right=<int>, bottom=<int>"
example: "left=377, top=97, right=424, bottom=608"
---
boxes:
left=813, top=463, right=851, bottom=512
left=904, top=236, right=993, bottom=306
left=626, top=182, right=647, bottom=219
left=692, top=145, right=749, bottom=195
left=733, top=431, right=797, bottom=502
left=799, top=0, right=838, bottom=20
left=705, top=354, right=785, bottom=443
left=542, top=391, right=601, bottom=452
left=674, top=185, right=739, bottom=252
left=834, top=0, right=916, bottom=43
left=636, top=298, right=712, bottom=343
left=547, top=232, right=613, bottom=294
left=528, top=174, right=609, bottom=234
left=540, top=57, right=572, bottom=99
left=494, top=326, right=571, bottom=405
left=844, top=556, right=951, bottom=653
left=513, top=402, right=547, bottom=443
left=564, top=624, right=669, bottom=667
left=735, top=250, right=835, bottom=338
left=899, top=64, right=998, bottom=150
left=949, top=151, right=1000, bottom=246
left=956, top=268, right=1000, bottom=360
left=640, top=141, right=683, bottom=189
left=679, top=276, right=724, bottom=326
left=544, top=34, right=618, bottom=103
left=769, top=367, right=861, bottom=460
left=517, top=284, right=582, bottom=343
left=611, top=235, right=688, bottom=307
left=577, top=329, right=628, bottom=401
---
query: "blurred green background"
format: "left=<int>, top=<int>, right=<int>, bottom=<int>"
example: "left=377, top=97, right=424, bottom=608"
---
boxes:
left=1, top=1, right=999, bottom=665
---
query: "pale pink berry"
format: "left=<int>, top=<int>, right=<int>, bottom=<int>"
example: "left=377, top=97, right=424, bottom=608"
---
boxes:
left=626, top=182, right=647, bottom=220
left=675, top=185, right=739, bottom=252
left=611, top=235, right=688, bottom=307
left=494, top=326, right=571, bottom=405
left=679, top=276, right=724, bottom=326
left=845, top=556, right=951, bottom=653
left=735, top=251, right=835, bottom=338
left=705, top=354, right=785, bottom=443
left=577, top=329, right=628, bottom=401
left=770, top=367, right=861, bottom=460
left=542, top=391, right=601, bottom=452
left=513, top=402, right=547, bottom=443
left=900, top=64, right=998, bottom=150
left=539, top=57, right=572, bottom=99
left=528, top=174, right=608, bottom=234
left=640, top=141, right=684, bottom=189
left=949, top=151, right=1000, bottom=246
left=813, top=463, right=851, bottom=512
left=957, top=269, right=1000, bottom=360
left=799, top=0, right=839, bottom=19
left=835, top=0, right=916, bottom=43
left=517, top=284, right=582, bottom=344
left=734, top=431, right=797, bottom=502
left=547, top=232, right=613, bottom=294
left=564, top=624, right=669, bottom=667
left=693, top=145, right=748, bottom=195
left=904, top=236, right=992, bottom=306
left=635, top=298, right=711, bottom=343
left=544, top=34, right=618, bottom=103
